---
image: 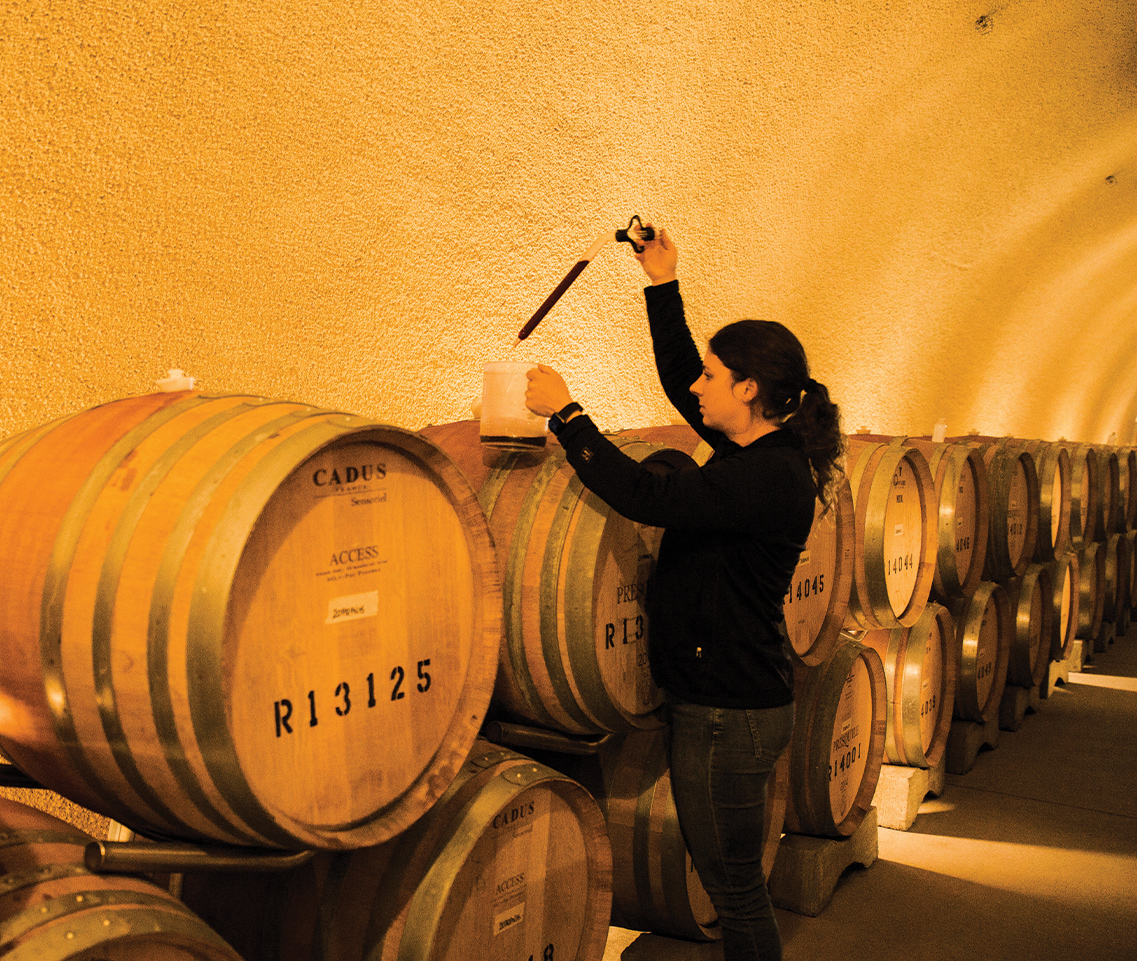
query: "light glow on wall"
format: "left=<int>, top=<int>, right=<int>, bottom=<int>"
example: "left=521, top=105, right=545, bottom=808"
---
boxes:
left=0, top=1, right=1134, bottom=447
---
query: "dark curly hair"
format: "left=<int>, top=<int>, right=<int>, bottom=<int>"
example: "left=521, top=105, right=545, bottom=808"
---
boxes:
left=709, top=319, right=846, bottom=513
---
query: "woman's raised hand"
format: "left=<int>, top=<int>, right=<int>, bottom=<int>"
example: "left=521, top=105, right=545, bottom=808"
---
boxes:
left=635, top=225, right=678, bottom=286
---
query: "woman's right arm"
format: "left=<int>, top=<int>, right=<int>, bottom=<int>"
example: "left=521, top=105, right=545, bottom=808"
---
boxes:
left=635, top=229, right=725, bottom=446
left=645, top=281, right=705, bottom=424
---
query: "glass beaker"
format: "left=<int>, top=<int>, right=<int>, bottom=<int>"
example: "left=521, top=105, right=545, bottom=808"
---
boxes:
left=480, top=361, right=548, bottom=450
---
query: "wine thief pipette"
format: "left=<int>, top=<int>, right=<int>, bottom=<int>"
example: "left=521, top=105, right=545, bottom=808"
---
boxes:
left=514, top=216, right=657, bottom=346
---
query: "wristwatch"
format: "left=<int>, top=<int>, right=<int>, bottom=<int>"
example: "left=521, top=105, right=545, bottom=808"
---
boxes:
left=548, top=401, right=583, bottom=436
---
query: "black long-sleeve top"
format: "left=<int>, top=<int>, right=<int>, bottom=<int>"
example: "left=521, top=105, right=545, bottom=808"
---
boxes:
left=554, top=280, right=816, bottom=708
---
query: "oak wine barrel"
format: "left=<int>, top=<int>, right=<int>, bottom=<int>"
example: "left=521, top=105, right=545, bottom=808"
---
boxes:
left=1129, top=530, right=1137, bottom=614
left=1046, top=551, right=1080, bottom=663
left=1075, top=543, right=1106, bottom=642
left=619, top=424, right=856, bottom=666
left=1102, top=533, right=1132, bottom=625
left=972, top=439, right=1040, bottom=581
left=843, top=438, right=937, bottom=630
left=180, top=741, right=612, bottom=961
left=1067, top=444, right=1101, bottom=548
left=420, top=420, right=688, bottom=734
left=905, top=438, right=990, bottom=601
left=859, top=602, right=956, bottom=769
left=949, top=581, right=1011, bottom=723
left=0, top=392, right=500, bottom=849
left=1118, top=446, right=1137, bottom=531
left=592, top=726, right=787, bottom=942
left=784, top=475, right=856, bottom=665
left=1004, top=564, right=1054, bottom=689
left=0, top=796, right=241, bottom=960
left=616, top=424, right=715, bottom=466
left=785, top=638, right=887, bottom=837
left=1015, top=440, right=1072, bottom=562
left=1098, top=447, right=1122, bottom=537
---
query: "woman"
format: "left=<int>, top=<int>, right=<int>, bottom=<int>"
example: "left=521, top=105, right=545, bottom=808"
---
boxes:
left=525, top=227, right=844, bottom=961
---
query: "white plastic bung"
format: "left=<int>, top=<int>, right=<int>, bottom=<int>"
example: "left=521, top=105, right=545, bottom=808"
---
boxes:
left=156, top=369, right=196, bottom=392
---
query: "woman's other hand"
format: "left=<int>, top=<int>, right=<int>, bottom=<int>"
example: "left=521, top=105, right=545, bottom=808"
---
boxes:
left=635, top=225, right=678, bottom=286
left=525, top=364, right=574, bottom=417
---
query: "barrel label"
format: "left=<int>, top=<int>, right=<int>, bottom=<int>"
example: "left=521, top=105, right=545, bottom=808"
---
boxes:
left=883, top=459, right=924, bottom=614
left=311, top=463, right=387, bottom=487
left=493, top=800, right=537, bottom=830
left=783, top=498, right=841, bottom=656
left=326, top=590, right=379, bottom=624
left=310, top=463, right=389, bottom=508
left=595, top=513, right=661, bottom=716
left=1007, top=465, right=1029, bottom=562
left=492, top=861, right=529, bottom=937
left=832, top=721, right=859, bottom=752
left=953, top=464, right=979, bottom=575
left=272, top=658, right=433, bottom=736
left=828, top=658, right=873, bottom=823
left=919, top=631, right=943, bottom=751
left=315, top=544, right=388, bottom=585
left=495, top=903, right=525, bottom=935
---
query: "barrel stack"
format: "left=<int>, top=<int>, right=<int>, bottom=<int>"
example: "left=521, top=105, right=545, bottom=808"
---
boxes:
left=0, top=396, right=611, bottom=961
left=0, top=395, right=1133, bottom=956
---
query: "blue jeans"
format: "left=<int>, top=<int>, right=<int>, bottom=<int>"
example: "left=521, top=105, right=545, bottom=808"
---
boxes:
left=667, top=697, right=795, bottom=961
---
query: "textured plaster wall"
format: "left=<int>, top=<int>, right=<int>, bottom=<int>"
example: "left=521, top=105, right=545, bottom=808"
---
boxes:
left=2, top=0, right=1136, bottom=444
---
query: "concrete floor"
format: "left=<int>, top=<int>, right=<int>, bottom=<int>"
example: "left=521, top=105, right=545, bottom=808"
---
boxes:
left=603, top=630, right=1137, bottom=961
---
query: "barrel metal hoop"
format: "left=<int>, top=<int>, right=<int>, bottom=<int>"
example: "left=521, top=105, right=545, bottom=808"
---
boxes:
left=39, top=394, right=210, bottom=819
left=630, top=732, right=676, bottom=930
left=836, top=643, right=887, bottom=836
left=478, top=452, right=522, bottom=518
left=537, top=471, right=603, bottom=732
left=499, top=762, right=547, bottom=787
left=352, top=752, right=514, bottom=956
left=387, top=776, right=526, bottom=960
left=896, top=608, right=932, bottom=765
left=0, top=829, right=84, bottom=849
left=470, top=747, right=524, bottom=769
left=91, top=398, right=278, bottom=838
left=862, top=445, right=905, bottom=625
left=805, top=642, right=863, bottom=832
left=498, top=453, right=571, bottom=731
left=147, top=404, right=327, bottom=846
left=0, top=885, right=185, bottom=948
left=0, top=862, right=90, bottom=897
left=1, top=898, right=234, bottom=961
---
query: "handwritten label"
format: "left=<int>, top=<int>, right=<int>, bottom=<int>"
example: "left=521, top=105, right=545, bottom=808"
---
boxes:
left=495, top=903, right=525, bottom=935
left=326, top=590, right=379, bottom=624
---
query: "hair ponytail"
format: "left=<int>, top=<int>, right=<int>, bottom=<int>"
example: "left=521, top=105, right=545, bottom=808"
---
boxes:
left=709, top=320, right=846, bottom=514
left=788, top=378, right=846, bottom=515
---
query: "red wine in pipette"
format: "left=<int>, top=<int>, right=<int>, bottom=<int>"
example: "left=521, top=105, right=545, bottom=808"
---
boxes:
left=515, top=258, right=592, bottom=344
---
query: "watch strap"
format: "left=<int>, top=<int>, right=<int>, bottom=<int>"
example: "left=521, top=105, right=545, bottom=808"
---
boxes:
left=549, top=401, right=583, bottom=435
